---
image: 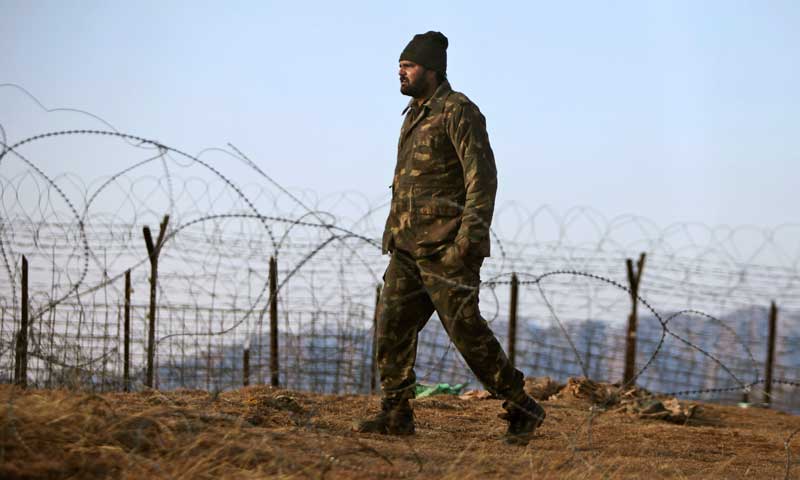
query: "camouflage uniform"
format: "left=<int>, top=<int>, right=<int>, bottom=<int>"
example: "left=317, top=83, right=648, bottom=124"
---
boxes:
left=378, top=80, right=527, bottom=403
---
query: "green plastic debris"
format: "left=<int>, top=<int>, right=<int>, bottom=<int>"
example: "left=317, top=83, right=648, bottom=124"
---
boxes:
left=415, top=383, right=466, bottom=399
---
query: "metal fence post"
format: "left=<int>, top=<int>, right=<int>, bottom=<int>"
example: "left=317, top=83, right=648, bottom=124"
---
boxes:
left=124, top=269, right=131, bottom=392
left=508, top=273, right=519, bottom=367
left=371, top=284, right=382, bottom=394
left=143, top=214, right=169, bottom=388
left=623, top=252, right=646, bottom=386
left=14, top=255, right=29, bottom=388
left=764, top=301, right=778, bottom=405
left=269, top=256, right=279, bottom=387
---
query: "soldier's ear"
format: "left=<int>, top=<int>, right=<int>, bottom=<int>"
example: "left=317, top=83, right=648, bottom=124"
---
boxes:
left=425, top=68, right=438, bottom=85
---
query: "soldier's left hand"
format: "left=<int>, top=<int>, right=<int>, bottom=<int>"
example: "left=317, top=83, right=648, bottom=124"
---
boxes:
left=441, top=242, right=466, bottom=270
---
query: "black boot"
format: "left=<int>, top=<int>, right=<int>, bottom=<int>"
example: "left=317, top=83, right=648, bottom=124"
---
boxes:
left=499, top=395, right=545, bottom=445
left=353, top=397, right=415, bottom=435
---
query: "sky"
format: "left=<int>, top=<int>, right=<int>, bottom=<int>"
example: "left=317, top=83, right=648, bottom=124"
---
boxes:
left=2, top=0, right=799, bottom=229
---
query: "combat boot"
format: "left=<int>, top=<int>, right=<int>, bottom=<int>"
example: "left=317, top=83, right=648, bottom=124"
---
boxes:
left=499, top=395, right=545, bottom=445
left=353, top=397, right=415, bottom=435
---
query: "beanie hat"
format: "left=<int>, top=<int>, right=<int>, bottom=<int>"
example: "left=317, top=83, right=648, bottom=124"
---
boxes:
left=399, top=31, right=448, bottom=74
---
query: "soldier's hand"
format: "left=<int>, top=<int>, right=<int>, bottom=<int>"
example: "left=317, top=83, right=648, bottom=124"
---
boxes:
left=441, top=243, right=465, bottom=269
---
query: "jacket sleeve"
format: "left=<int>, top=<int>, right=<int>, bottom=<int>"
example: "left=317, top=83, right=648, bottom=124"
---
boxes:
left=446, top=100, right=498, bottom=256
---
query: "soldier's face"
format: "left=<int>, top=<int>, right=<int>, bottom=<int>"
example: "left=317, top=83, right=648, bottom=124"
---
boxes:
left=399, top=61, right=432, bottom=98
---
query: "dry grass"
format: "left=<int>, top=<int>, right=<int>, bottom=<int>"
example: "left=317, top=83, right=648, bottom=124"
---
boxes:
left=1, top=383, right=799, bottom=479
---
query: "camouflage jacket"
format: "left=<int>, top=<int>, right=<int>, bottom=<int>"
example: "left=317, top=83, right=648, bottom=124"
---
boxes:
left=382, top=80, right=497, bottom=258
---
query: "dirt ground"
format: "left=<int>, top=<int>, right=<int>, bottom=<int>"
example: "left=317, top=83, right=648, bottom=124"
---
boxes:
left=2, top=382, right=800, bottom=479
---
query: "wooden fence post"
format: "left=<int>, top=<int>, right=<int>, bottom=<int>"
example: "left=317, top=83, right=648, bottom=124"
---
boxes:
left=623, top=252, right=646, bottom=386
left=269, top=256, right=279, bottom=387
left=124, top=269, right=131, bottom=392
left=243, top=348, right=250, bottom=387
left=14, top=255, right=29, bottom=388
left=764, top=301, right=778, bottom=405
left=371, top=284, right=382, bottom=393
left=143, top=215, right=169, bottom=389
left=508, top=273, right=519, bottom=367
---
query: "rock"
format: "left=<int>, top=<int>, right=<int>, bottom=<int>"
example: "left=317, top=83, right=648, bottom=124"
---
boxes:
left=524, top=376, right=564, bottom=401
left=458, top=390, right=493, bottom=400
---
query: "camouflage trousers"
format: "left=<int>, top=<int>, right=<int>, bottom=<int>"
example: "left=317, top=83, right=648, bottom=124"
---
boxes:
left=377, top=248, right=526, bottom=402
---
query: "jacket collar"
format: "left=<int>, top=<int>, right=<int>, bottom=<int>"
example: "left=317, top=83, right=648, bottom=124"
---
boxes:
left=401, top=80, right=452, bottom=116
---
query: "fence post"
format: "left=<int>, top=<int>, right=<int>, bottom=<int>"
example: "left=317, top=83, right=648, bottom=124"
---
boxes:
left=143, top=215, right=169, bottom=389
left=764, top=301, right=778, bottom=405
left=14, top=255, right=29, bottom=388
left=508, top=273, right=519, bottom=367
left=371, top=284, right=382, bottom=394
left=269, top=256, right=279, bottom=387
left=243, top=348, right=250, bottom=387
left=623, top=252, right=646, bottom=386
left=124, top=269, right=131, bottom=392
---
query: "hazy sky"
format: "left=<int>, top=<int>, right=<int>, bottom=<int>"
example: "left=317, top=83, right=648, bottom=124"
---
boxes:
left=3, top=0, right=799, bottom=228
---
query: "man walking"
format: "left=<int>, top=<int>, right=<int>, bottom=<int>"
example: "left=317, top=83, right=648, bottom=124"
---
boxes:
left=355, top=31, right=545, bottom=445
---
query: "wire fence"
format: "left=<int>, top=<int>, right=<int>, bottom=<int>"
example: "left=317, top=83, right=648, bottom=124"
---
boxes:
left=2, top=85, right=800, bottom=417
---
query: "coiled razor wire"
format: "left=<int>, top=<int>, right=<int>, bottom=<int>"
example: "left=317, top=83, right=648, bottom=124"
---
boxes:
left=1, top=122, right=797, bottom=402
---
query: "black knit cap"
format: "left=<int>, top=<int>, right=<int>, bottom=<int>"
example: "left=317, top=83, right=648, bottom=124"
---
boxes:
left=399, top=31, right=448, bottom=74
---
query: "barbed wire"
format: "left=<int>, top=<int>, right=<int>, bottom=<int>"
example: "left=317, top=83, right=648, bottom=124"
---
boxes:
left=2, top=167, right=799, bottom=400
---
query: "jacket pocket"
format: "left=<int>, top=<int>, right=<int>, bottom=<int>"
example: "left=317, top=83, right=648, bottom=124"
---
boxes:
left=414, top=197, right=462, bottom=248
left=418, top=204, right=461, bottom=217
left=411, top=138, right=449, bottom=175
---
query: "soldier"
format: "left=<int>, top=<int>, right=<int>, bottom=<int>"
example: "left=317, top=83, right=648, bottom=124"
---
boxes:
left=354, top=31, right=545, bottom=445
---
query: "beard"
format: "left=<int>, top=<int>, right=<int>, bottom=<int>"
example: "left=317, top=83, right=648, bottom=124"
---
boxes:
left=400, top=76, right=428, bottom=97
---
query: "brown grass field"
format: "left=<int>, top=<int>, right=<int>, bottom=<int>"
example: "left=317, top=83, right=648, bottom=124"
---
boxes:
left=2, top=382, right=799, bottom=479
